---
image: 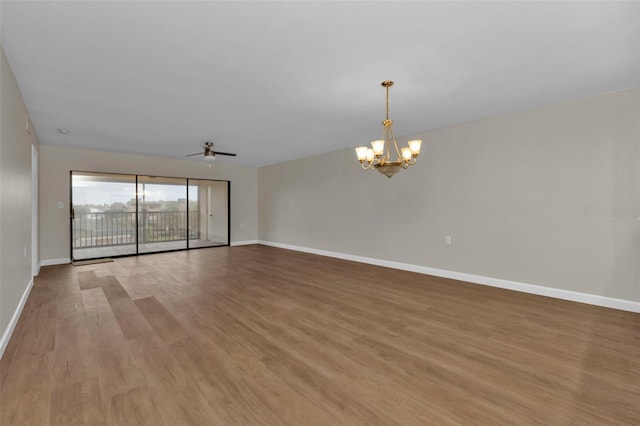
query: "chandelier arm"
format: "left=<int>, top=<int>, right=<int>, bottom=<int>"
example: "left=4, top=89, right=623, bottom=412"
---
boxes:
left=378, top=128, right=387, bottom=164
left=389, top=128, right=402, bottom=160
left=361, top=161, right=374, bottom=170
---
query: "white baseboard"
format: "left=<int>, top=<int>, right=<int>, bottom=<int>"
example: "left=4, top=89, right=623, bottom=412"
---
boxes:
left=231, top=240, right=259, bottom=246
left=258, top=240, right=640, bottom=313
left=40, top=257, right=70, bottom=266
left=0, top=277, right=34, bottom=360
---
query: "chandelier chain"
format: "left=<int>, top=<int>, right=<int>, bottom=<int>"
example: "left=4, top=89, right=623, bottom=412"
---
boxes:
left=386, top=85, right=390, bottom=121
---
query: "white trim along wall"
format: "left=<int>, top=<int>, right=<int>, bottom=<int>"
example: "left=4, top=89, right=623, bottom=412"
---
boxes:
left=0, top=278, right=33, bottom=359
left=40, top=258, right=71, bottom=266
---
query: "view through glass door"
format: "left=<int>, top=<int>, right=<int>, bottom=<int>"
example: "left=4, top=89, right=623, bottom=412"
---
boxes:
left=71, top=172, right=137, bottom=259
left=137, top=176, right=188, bottom=254
left=71, top=171, right=229, bottom=261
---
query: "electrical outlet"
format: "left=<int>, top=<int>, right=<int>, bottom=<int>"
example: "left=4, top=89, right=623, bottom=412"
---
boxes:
left=445, top=236, right=452, bottom=245
left=24, top=247, right=27, bottom=257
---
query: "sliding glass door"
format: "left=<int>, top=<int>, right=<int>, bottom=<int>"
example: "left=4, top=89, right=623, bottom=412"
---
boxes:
left=71, top=171, right=229, bottom=261
left=71, top=172, right=137, bottom=260
left=137, top=176, right=188, bottom=254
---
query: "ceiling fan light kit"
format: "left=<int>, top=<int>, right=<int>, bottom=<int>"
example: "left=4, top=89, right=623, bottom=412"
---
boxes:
left=355, top=81, right=422, bottom=178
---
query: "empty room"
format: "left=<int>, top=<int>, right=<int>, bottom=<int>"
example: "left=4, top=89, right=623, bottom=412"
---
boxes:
left=0, top=1, right=638, bottom=425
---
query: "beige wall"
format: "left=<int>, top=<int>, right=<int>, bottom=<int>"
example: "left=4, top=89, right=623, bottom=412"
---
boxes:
left=259, top=87, right=640, bottom=302
left=39, top=146, right=257, bottom=261
left=0, top=45, right=39, bottom=338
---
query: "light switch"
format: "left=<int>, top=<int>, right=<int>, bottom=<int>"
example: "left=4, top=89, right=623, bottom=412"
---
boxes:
left=58, top=201, right=64, bottom=209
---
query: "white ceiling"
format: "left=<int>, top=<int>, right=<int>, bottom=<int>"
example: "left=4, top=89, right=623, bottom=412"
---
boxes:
left=2, top=1, right=638, bottom=167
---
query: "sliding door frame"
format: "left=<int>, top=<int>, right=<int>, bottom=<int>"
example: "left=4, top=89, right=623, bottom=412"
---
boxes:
left=69, top=170, right=231, bottom=261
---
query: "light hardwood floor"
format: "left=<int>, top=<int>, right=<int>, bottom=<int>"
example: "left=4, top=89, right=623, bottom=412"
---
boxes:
left=1, top=245, right=638, bottom=425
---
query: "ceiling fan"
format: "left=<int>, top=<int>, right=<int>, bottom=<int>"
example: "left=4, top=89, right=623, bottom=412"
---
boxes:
left=185, top=141, right=236, bottom=161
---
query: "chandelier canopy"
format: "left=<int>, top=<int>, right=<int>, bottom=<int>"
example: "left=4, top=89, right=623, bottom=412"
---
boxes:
left=355, top=81, right=422, bottom=178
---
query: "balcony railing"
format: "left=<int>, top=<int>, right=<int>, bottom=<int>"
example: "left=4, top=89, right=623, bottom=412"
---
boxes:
left=72, top=211, right=199, bottom=248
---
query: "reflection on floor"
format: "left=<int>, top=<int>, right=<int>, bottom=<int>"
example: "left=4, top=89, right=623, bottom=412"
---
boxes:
left=73, top=239, right=226, bottom=260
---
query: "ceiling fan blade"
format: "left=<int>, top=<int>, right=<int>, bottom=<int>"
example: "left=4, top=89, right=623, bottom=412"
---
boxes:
left=214, top=151, right=237, bottom=157
left=185, top=152, right=203, bottom=157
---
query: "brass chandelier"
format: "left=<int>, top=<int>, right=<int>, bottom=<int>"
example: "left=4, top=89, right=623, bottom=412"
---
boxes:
left=355, top=81, right=422, bottom=178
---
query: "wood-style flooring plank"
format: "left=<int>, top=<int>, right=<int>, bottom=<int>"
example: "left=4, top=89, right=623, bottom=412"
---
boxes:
left=0, top=352, right=53, bottom=426
left=111, top=386, right=165, bottom=426
left=100, top=275, right=154, bottom=340
left=77, top=270, right=100, bottom=290
left=49, top=378, right=106, bottom=426
left=81, top=286, right=126, bottom=351
left=134, top=296, right=185, bottom=344
left=49, top=316, right=93, bottom=390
